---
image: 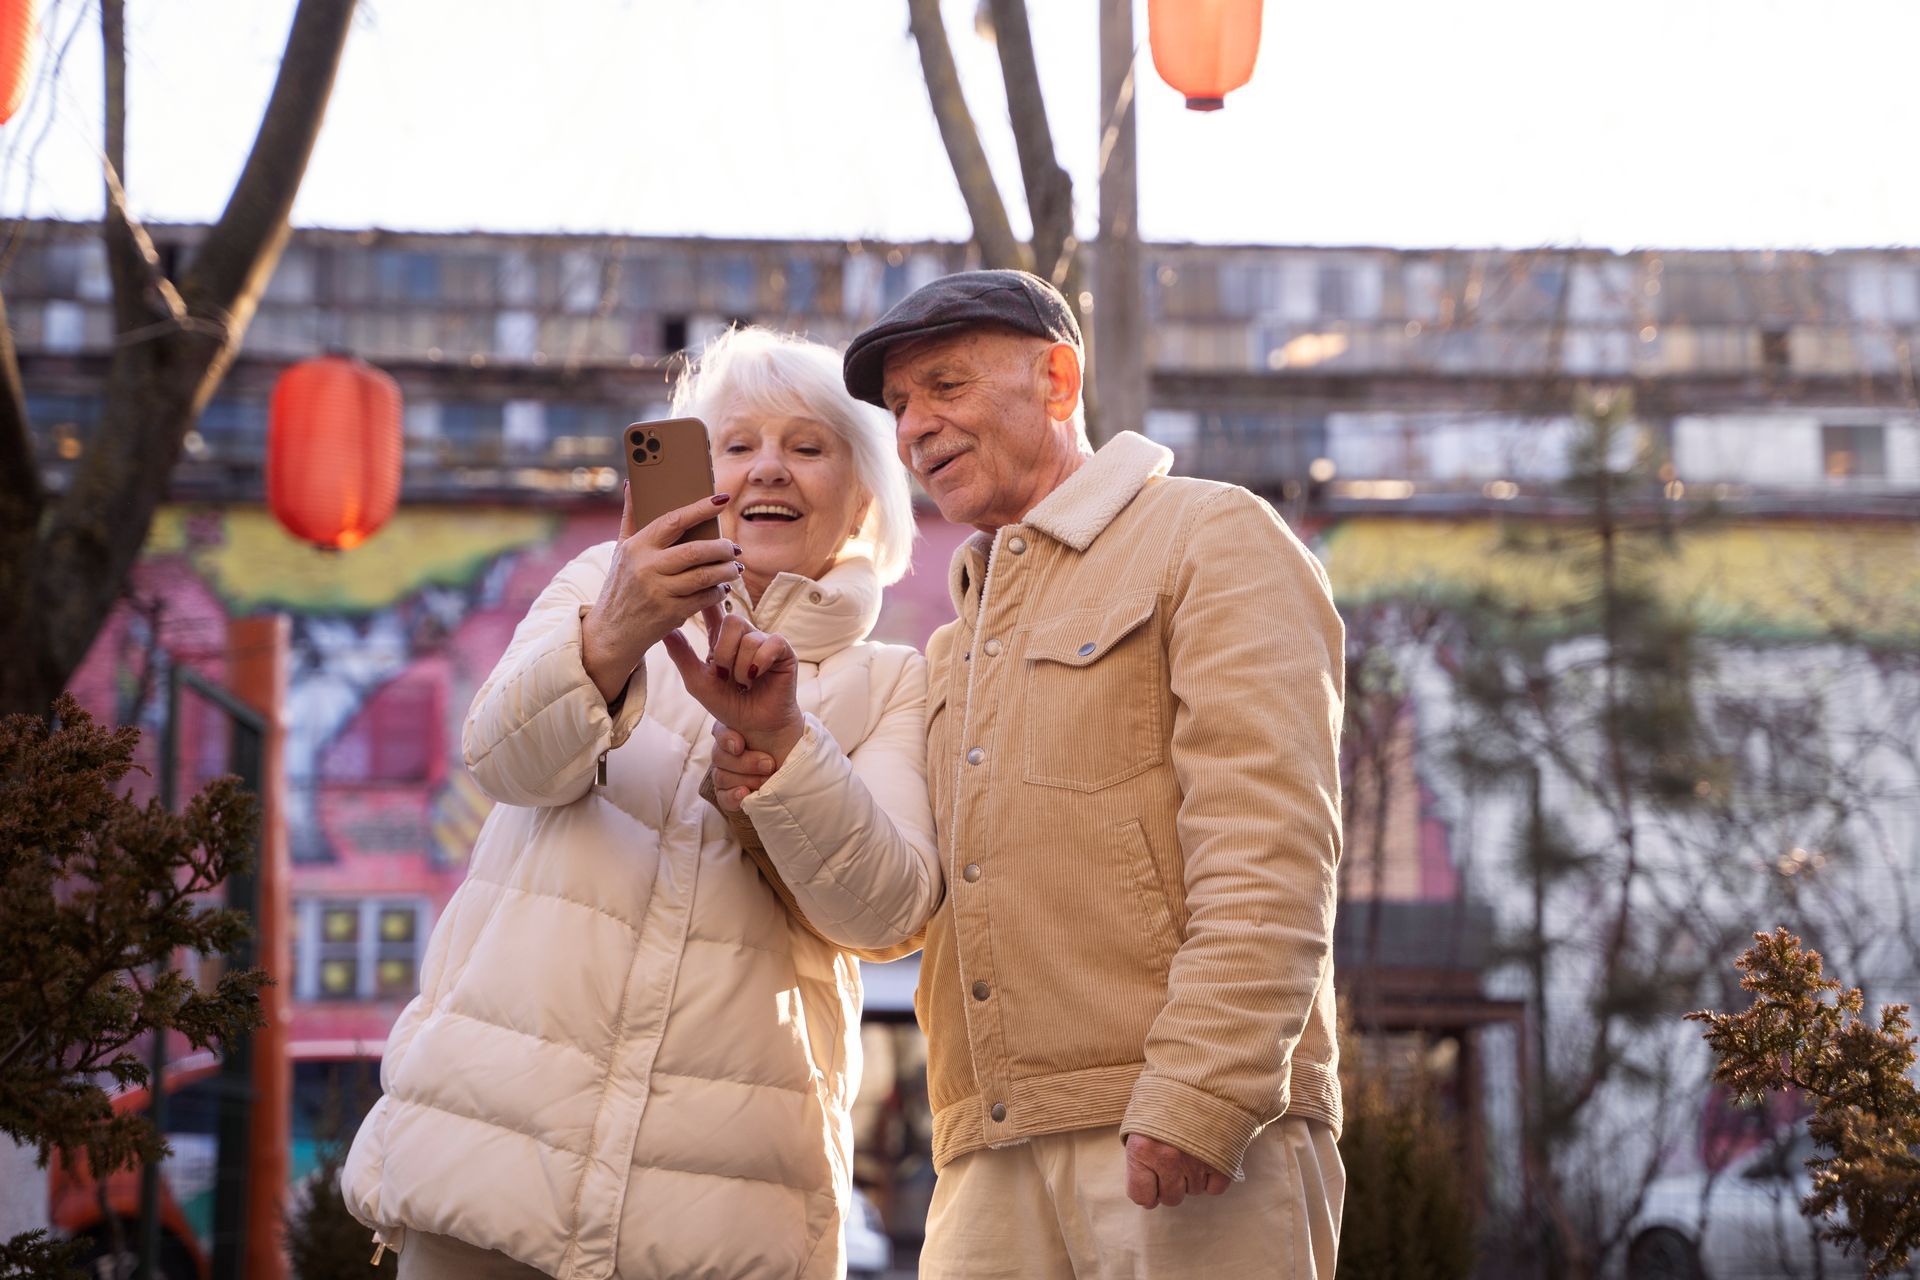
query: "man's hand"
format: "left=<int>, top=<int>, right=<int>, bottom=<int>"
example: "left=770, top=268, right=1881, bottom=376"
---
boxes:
left=1123, top=1134, right=1231, bottom=1209
left=709, top=722, right=778, bottom=812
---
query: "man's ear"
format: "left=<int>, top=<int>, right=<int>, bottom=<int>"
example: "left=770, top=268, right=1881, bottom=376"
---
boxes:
left=1040, top=342, right=1083, bottom=424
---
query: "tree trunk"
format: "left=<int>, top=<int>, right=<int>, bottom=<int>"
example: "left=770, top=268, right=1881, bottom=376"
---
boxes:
left=0, top=0, right=357, bottom=718
left=985, top=0, right=1073, bottom=285
left=905, top=0, right=1028, bottom=273
left=1091, top=0, right=1145, bottom=444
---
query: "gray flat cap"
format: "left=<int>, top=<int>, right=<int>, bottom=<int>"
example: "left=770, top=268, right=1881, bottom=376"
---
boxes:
left=843, top=268, right=1082, bottom=407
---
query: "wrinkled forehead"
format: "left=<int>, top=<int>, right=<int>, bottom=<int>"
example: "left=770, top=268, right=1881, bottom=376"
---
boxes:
left=880, top=325, right=1048, bottom=392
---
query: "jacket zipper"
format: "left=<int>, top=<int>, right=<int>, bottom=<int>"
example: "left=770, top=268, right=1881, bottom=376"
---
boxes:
left=596, top=751, right=608, bottom=787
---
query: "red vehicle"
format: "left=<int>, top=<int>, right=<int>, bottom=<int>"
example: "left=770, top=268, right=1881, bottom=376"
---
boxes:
left=50, top=1042, right=384, bottom=1280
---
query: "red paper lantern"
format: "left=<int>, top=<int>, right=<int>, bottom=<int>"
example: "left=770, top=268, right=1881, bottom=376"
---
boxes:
left=0, top=0, right=40, bottom=126
left=1147, top=0, right=1263, bottom=112
left=267, top=355, right=403, bottom=551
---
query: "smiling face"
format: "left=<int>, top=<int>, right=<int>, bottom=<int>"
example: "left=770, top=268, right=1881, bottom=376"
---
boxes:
left=711, top=412, right=869, bottom=600
left=880, top=327, right=1087, bottom=532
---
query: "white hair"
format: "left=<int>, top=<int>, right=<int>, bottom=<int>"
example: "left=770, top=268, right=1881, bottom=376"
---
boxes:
left=670, top=326, right=915, bottom=585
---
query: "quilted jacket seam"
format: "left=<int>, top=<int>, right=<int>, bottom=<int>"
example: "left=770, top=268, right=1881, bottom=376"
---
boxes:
left=559, top=922, right=641, bottom=1277
left=647, top=1066, right=811, bottom=1097
left=418, top=1006, right=611, bottom=1069
left=383, top=1093, right=591, bottom=1158
left=462, top=878, right=643, bottom=938
left=463, top=641, right=596, bottom=780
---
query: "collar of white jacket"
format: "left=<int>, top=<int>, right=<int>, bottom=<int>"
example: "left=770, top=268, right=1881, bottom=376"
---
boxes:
left=692, top=553, right=883, bottom=663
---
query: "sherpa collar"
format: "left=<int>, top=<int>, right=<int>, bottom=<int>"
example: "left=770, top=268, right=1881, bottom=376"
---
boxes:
left=1022, top=430, right=1172, bottom=551
left=946, top=430, right=1174, bottom=615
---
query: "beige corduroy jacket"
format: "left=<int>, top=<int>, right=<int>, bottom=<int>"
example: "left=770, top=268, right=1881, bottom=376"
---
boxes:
left=913, top=430, right=1345, bottom=1180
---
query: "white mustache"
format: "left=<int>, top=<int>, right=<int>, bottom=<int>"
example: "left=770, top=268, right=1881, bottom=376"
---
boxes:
left=912, top=444, right=969, bottom=473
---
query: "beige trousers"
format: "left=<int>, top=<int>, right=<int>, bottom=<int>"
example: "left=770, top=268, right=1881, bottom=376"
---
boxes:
left=395, top=1230, right=552, bottom=1280
left=920, top=1118, right=1344, bottom=1280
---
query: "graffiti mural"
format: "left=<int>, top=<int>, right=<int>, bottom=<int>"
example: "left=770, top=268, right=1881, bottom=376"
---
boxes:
left=64, top=503, right=1919, bottom=1073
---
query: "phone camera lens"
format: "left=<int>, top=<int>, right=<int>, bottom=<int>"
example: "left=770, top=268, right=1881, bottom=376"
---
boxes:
left=631, top=447, right=646, bottom=463
left=646, top=438, right=662, bottom=454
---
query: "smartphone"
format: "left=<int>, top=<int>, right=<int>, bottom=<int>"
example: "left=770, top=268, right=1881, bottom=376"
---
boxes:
left=624, top=417, right=720, bottom=545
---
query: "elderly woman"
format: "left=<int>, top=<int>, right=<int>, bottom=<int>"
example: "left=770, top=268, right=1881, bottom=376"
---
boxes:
left=343, top=327, right=941, bottom=1280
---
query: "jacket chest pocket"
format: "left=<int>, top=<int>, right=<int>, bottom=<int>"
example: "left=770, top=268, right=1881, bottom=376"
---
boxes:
left=1019, top=592, right=1164, bottom=792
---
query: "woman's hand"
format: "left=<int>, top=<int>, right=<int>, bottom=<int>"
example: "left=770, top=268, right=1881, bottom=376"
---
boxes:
left=708, top=722, right=778, bottom=813
left=581, top=486, right=742, bottom=704
left=664, top=608, right=806, bottom=766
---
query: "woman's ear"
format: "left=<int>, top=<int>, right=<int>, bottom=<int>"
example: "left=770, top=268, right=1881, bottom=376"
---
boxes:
left=847, top=498, right=873, bottom=543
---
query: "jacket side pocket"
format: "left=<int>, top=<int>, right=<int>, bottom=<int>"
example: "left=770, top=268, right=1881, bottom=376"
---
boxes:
left=1118, top=818, right=1181, bottom=971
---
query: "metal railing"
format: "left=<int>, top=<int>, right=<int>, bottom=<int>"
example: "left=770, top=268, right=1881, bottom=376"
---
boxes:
left=143, top=665, right=268, bottom=1280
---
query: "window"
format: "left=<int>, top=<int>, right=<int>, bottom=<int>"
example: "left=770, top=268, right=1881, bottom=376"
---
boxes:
left=297, top=898, right=431, bottom=1002
left=1761, top=329, right=1790, bottom=373
left=1822, top=425, right=1887, bottom=481
left=438, top=401, right=505, bottom=464
left=621, top=255, right=696, bottom=310
left=784, top=258, right=819, bottom=314
left=316, top=901, right=361, bottom=999
left=704, top=256, right=758, bottom=312
left=1316, top=267, right=1351, bottom=320
left=375, top=906, right=419, bottom=998
left=546, top=401, right=623, bottom=461
left=197, top=398, right=268, bottom=459
left=381, top=250, right=442, bottom=303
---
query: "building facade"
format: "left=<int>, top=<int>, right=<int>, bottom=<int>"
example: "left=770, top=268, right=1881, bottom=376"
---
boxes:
left=13, top=222, right=1919, bottom=1252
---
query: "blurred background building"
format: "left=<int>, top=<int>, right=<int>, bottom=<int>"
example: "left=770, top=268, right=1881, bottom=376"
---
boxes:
left=14, top=220, right=1918, bottom=1255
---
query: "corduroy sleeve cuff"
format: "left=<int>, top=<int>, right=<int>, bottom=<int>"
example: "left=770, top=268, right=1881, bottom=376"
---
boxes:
left=1120, top=1074, right=1263, bottom=1180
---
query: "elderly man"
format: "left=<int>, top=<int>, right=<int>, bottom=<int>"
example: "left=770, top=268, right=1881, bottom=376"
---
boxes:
left=720, top=270, right=1345, bottom=1278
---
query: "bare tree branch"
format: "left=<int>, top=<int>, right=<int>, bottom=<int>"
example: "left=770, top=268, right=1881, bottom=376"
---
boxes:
left=0, top=0, right=358, bottom=716
left=984, top=0, right=1073, bottom=284
left=99, top=0, right=180, bottom=338
left=178, top=0, right=355, bottom=325
left=102, top=0, right=125, bottom=184
left=905, top=0, right=1028, bottom=273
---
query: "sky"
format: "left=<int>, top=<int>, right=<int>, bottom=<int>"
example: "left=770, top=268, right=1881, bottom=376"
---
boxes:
left=0, top=0, right=1915, bottom=251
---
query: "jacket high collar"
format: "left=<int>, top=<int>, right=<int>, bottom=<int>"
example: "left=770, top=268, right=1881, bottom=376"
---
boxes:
left=698, top=553, right=883, bottom=664
left=946, top=430, right=1174, bottom=616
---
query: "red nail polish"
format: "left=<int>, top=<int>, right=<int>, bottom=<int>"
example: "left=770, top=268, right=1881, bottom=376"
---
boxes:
left=732, top=544, right=743, bottom=556
left=711, top=493, right=731, bottom=506
left=747, top=665, right=760, bottom=679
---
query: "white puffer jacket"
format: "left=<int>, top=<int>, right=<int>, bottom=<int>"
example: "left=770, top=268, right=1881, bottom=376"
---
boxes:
left=342, top=545, right=940, bottom=1280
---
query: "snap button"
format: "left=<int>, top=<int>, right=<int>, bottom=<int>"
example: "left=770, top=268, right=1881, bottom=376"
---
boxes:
left=983, top=638, right=1003, bottom=657
left=963, top=863, right=981, bottom=882
left=1077, top=641, right=1096, bottom=656
left=966, top=747, right=985, bottom=766
left=990, top=1102, right=1007, bottom=1122
left=1008, top=536, right=1027, bottom=554
left=808, top=590, right=823, bottom=603
left=972, top=980, right=990, bottom=1001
